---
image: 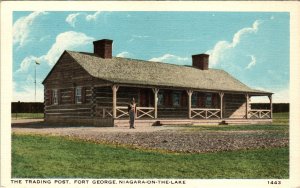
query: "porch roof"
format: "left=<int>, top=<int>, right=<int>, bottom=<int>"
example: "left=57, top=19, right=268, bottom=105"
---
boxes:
left=66, top=51, right=271, bottom=95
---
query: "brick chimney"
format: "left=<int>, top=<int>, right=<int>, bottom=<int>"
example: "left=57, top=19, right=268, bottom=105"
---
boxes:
left=93, top=39, right=113, bottom=59
left=192, top=54, right=209, bottom=70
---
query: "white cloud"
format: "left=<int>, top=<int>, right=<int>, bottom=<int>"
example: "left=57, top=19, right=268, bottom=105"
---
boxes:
left=128, top=35, right=151, bottom=42
left=13, top=11, right=48, bottom=47
left=15, top=31, right=94, bottom=102
left=245, top=55, right=256, bottom=69
left=206, top=20, right=262, bottom=67
left=116, top=51, right=132, bottom=58
left=149, top=54, right=189, bottom=65
left=18, top=31, right=94, bottom=73
left=17, top=56, right=38, bottom=73
left=66, top=13, right=81, bottom=27
left=86, top=11, right=101, bottom=22
left=41, top=31, right=94, bottom=65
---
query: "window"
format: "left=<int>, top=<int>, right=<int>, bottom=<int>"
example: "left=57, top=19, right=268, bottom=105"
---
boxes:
left=172, top=92, right=181, bottom=106
left=75, top=87, right=82, bottom=104
left=52, top=89, right=58, bottom=105
left=205, top=93, right=212, bottom=108
left=158, top=92, right=164, bottom=106
left=192, top=93, right=197, bottom=107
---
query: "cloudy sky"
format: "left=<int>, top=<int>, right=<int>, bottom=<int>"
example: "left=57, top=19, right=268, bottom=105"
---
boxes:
left=13, top=11, right=289, bottom=103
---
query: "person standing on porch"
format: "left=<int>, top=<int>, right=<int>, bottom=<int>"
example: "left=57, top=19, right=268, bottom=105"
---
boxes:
left=129, top=98, right=136, bottom=129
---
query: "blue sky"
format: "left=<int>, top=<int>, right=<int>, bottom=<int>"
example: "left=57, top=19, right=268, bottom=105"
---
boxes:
left=13, top=11, right=289, bottom=103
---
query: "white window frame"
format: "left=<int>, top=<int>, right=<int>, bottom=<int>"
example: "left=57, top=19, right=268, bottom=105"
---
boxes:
left=52, top=89, right=58, bottom=105
left=172, top=92, right=181, bottom=107
left=205, top=93, right=212, bottom=108
left=157, top=92, right=164, bottom=106
left=75, top=87, right=82, bottom=104
left=192, top=92, right=197, bottom=107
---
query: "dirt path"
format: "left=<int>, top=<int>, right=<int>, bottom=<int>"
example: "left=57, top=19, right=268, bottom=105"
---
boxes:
left=12, top=119, right=288, bottom=153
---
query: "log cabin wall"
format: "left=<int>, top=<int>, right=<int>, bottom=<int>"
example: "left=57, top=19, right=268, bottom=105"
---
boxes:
left=223, top=93, right=248, bottom=118
left=95, top=86, right=113, bottom=107
left=43, top=53, right=94, bottom=89
left=43, top=52, right=107, bottom=122
left=95, top=86, right=140, bottom=108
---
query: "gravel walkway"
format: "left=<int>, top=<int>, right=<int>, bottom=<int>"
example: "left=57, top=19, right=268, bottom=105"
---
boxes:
left=12, top=119, right=288, bottom=153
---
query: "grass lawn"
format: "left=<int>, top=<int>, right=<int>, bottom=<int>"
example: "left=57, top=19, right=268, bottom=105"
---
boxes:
left=12, top=134, right=288, bottom=179
left=12, top=113, right=44, bottom=119
left=12, top=112, right=289, bottom=178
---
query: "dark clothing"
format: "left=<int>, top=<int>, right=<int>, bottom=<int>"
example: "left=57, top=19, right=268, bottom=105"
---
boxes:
left=129, top=103, right=136, bottom=128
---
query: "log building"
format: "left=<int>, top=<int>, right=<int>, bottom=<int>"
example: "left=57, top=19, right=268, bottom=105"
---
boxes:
left=42, top=39, right=273, bottom=126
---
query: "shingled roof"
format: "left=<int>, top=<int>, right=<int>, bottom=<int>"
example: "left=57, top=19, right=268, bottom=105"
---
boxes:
left=63, top=51, right=270, bottom=95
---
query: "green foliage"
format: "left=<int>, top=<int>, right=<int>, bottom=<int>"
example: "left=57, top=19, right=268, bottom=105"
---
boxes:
left=12, top=134, right=289, bottom=179
left=12, top=113, right=44, bottom=119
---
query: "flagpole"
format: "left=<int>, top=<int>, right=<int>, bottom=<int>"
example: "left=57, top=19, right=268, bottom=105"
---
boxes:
left=34, top=60, right=39, bottom=102
left=35, top=62, right=36, bottom=102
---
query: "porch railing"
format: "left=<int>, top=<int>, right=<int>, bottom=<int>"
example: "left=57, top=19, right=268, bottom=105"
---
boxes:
left=191, top=108, right=221, bottom=119
left=136, top=107, right=155, bottom=119
left=102, top=107, right=113, bottom=118
left=248, top=109, right=271, bottom=119
left=116, top=106, right=129, bottom=118
left=100, top=106, right=155, bottom=119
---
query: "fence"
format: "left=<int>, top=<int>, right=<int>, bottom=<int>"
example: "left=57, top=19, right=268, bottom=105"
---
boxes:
left=250, top=103, right=289, bottom=113
left=11, top=102, right=44, bottom=113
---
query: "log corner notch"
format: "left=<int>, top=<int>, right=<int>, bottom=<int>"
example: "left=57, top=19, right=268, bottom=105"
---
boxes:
left=152, top=88, right=159, bottom=119
left=186, top=90, right=193, bottom=119
left=218, top=92, right=224, bottom=119
left=112, top=84, right=119, bottom=119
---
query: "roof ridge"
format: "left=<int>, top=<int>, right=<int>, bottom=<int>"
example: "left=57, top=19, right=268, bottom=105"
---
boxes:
left=63, top=50, right=270, bottom=94
left=67, top=50, right=222, bottom=72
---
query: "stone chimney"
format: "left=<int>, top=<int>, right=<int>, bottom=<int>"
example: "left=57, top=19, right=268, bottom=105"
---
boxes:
left=93, top=39, right=113, bottom=59
left=192, top=54, right=209, bottom=70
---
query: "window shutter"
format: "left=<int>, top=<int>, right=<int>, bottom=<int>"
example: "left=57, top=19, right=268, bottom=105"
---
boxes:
left=57, top=89, right=61, bottom=105
left=149, top=92, right=154, bottom=107
left=46, top=90, right=49, bottom=105
left=71, top=88, right=75, bottom=104
left=181, top=91, right=187, bottom=107
left=212, top=94, right=218, bottom=108
left=164, top=92, right=168, bottom=106
left=82, top=87, right=86, bottom=104
left=49, top=90, right=53, bottom=105
left=197, top=93, right=203, bottom=108
left=169, top=92, right=173, bottom=106
left=163, top=91, right=172, bottom=107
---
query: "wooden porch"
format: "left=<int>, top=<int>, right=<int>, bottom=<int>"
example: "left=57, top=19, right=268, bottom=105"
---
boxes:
left=91, top=84, right=273, bottom=127
left=114, top=118, right=272, bottom=127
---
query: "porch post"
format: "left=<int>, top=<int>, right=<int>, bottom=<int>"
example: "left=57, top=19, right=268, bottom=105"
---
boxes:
left=152, top=88, right=159, bottom=119
left=245, top=94, right=249, bottom=119
left=112, top=84, right=119, bottom=118
left=268, top=94, right=273, bottom=119
left=219, top=92, right=224, bottom=119
left=186, top=90, right=193, bottom=119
